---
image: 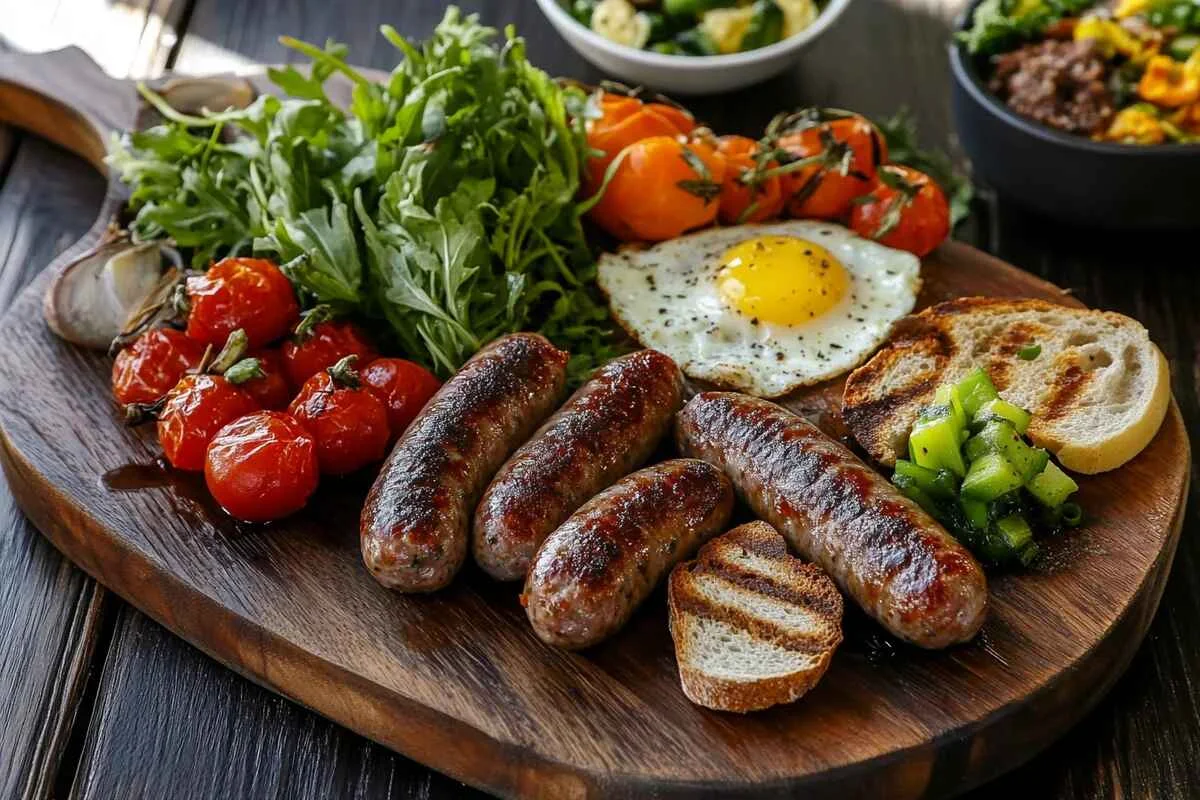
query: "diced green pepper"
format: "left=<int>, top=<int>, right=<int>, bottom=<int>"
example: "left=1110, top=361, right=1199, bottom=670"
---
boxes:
left=965, top=420, right=1048, bottom=482
left=973, top=397, right=1032, bottom=434
left=994, top=513, right=1034, bottom=551
left=740, top=0, right=785, bottom=50
left=892, top=474, right=938, bottom=515
left=1016, top=343, right=1041, bottom=360
left=1027, top=461, right=1079, bottom=509
left=909, top=410, right=967, bottom=477
left=953, top=367, right=999, bottom=418
left=961, top=498, right=989, bottom=531
left=961, top=453, right=1024, bottom=501
left=934, top=384, right=968, bottom=433
left=651, top=41, right=684, bottom=54
left=894, top=459, right=958, bottom=500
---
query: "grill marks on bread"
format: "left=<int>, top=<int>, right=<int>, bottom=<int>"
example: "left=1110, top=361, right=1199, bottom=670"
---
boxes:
left=668, top=522, right=843, bottom=713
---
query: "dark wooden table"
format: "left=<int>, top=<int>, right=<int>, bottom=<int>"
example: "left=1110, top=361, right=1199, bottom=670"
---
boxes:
left=0, top=1, right=1197, bottom=797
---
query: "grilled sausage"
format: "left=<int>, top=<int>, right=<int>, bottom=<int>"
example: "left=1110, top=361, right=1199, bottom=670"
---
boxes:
left=474, top=350, right=684, bottom=581
left=675, top=392, right=987, bottom=649
left=523, top=459, right=733, bottom=649
left=361, top=334, right=569, bottom=593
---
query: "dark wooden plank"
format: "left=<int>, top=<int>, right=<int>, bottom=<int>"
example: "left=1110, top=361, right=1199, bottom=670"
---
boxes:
left=958, top=214, right=1200, bottom=799
left=72, top=609, right=476, bottom=800
left=0, top=130, right=110, bottom=800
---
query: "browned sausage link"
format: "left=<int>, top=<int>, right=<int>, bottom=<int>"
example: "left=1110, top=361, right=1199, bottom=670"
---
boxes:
left=523, top=459, right=733, bottom=649
left=473, top=350, right=684, bottom=581
left=360, top=334, right=569, bottom=593
left=675, top=392, right=987, bottom=649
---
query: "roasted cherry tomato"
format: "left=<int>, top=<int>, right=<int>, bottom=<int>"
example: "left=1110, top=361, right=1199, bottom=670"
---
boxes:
left=287, top=356, right=391, bottom=475
left=584, top=92, right=696, bottom=183
left=185, top=257, right=300, bottom=349
left=157, top=374, right=261, bottom=471
left=230, top=349, right=293, bottom=410
left=112, top=327, right=205, bottom=406
left=360, top=358, right=442, bottom=440
left=204, top=411, right=319, bottom=522
left=849, top=165, right=950, bottom=257
left=281, top=319, right=379, bottom=390
left=776, top=114, right=886, bottom=220
left=591, top=135, right=726, bottom=242
left=715, top=135, right=785, bottom=224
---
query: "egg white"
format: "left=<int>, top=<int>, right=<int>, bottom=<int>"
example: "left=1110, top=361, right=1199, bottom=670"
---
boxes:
left=596, top=221, right=922, bottom=397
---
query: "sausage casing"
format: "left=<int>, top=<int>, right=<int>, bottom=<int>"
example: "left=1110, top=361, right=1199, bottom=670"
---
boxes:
left=675, top=392, right=987, bottom=649
left=523, top=459, right=734, bottom=649
left=473, top=349, right=684, bottom=581
left=360, top=333, right=568, bottom=593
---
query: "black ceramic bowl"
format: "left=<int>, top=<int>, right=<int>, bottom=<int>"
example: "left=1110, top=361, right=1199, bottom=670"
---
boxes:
left=949, top=1, right=1200, bottom=229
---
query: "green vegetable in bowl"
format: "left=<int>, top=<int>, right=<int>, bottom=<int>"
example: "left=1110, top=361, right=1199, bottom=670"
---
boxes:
left=580, top=0, right=815, bottom=54
left=891, top=367, right=1084, bottom=567
left=957, top=0, right=1095, bottom=56
left=742, top=0, right=787, bottom=49
left=664, top=0, right=738, bottom=17
left=109, top=8, right=622, bottom=382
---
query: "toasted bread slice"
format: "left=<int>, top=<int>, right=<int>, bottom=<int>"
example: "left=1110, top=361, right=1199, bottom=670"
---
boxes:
left=843, top=297, right=1170, bottom=474
left=667, top=522, right=843, bottom=713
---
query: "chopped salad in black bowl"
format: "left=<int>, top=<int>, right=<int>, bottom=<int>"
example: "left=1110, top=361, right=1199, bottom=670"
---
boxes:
left=959, top=0, right=1200, bottom=143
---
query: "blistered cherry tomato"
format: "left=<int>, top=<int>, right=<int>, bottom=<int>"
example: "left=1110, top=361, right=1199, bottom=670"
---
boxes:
left=287, top=357, right=391, bottom=475
left=234, top=349, right=292, bottom=410
left=584, top=92, right=695, bottom=185
left=777, top=115, right=886, bottom=220
left=850, top=165, right=950, bottom=257
left=281, top=320, right=379, bottom=389
left=112, top=328, right=205, bottom=406
left=204, top=411, right=318, bottom=522
left=157, top=374, right=261, bottom=471
left=591, top=135, right=726, bottom=242
left=360, top=358, right=442, bottom=439
left=186, top=257, right=300, bottom=349
left=715, top=135, right=785, bottom=225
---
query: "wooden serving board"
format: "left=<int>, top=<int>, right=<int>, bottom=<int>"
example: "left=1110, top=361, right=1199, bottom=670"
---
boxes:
left=0, top=48, right=1189, bottom=799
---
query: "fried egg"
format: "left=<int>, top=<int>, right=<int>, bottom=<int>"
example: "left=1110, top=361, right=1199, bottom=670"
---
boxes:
left=596, top=221, right=921, bottom=397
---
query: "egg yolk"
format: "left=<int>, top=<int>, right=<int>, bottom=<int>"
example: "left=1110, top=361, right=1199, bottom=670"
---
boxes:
left=717, top=236, right=849, bottom=326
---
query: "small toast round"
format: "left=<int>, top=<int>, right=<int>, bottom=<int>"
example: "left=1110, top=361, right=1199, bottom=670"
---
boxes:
left=842, top=297, right=1170, bottom=475
left=667, top=522, right=843, bottom=714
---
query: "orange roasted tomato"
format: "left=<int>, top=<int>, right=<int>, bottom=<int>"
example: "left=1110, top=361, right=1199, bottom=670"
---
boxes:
left=715, top=135, right=786, bottom=225
left=185, top=257, right=300, bottom=349
left=288, top=356, right=392, bottom=476
left=204, top=411, right=319, bottom=522
left=157, top=374, right=261, bottom=472
left=849, top=165, right=950, bottom=257
left=590, top=135, right=726, bottom=242
left=112, top=327, right=206, bottom=406
left=584, top=92, right=697, bottom=182
left=360, top=358, right=442, bottom=441
left=281, top=318, right=379, bottom=390
left=776, top=113, right=887, bottom=220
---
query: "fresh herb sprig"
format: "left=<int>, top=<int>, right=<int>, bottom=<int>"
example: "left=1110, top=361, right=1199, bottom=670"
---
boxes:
left=109, top=8, right=622, bottom=381
left=874, top=109, right=974, bottom=228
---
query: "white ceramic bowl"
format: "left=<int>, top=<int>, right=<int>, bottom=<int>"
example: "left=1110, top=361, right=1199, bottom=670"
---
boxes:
left=533, top=0, right=855, bottom=95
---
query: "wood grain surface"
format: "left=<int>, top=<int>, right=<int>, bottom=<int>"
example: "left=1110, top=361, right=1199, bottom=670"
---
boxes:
left=0, top=45, right=1190, bottom=798
left=0, top=2, right=1198, bottom=798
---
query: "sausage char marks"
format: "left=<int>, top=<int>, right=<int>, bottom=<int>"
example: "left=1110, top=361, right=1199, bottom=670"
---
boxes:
left=474, top=349, right=684, bottom=581
left=360, top=333, right=568, bottom=593
left=524, top=459, right=734, bottom=650
left=676, top=392, right=987, bottom=649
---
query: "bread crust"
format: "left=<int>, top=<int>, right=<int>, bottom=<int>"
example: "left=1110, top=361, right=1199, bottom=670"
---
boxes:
left=667, top=522, right=843, bottom=713
left=841, top=297, right=1169, bottom=474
